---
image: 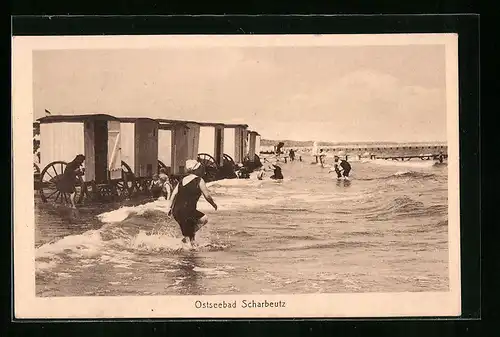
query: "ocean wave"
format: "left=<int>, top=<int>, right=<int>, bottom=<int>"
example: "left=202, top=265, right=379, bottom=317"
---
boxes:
left=363, top=196, right=447, bottom=221
left=35, top=215, right=229, bottom=273
left=269, top=240, right=379, bottom=252
left=98, top=198, right=171, bottom=223
left=356, top=170, right=437, bottom=181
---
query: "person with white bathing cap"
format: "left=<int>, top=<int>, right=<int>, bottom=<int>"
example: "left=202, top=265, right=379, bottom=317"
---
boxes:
left=168, top=159, right=218, bottom=247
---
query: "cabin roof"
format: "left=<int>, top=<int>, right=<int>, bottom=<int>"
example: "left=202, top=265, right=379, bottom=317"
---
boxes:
left=156, top=118, right=195, bottom=125
left=118, top=117, right=159, bottom=123
left=37, top=114, right=119, bottom=123
left=224, top=123, right=249, bottom=128
left=197, top=122, right=225, bottom=127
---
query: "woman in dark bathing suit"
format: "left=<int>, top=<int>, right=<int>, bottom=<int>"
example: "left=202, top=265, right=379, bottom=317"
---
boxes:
left=168, top=160, right=218, bottom=247
left=270, top=164, right=284, bottom=180
left=58, top=154, right=85, bottom=208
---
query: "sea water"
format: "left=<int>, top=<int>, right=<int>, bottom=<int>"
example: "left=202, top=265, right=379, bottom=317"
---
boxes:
left=34, top=155, right=449, bottom=296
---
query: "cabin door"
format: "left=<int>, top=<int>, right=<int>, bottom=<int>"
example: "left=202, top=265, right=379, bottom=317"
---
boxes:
left=107, top=121, right=122, bottom=180
left=93, top=120, right=108, bottom=183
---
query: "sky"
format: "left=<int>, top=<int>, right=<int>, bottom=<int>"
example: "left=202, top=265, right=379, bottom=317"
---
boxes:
left=32, top=44, right=448, bottom=142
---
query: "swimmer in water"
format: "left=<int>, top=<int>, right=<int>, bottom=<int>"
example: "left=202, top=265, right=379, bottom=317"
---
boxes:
left=168, top=160, right=218, bottom=248
left=270, top=163, right=284, bottom=180
left=257, top=168, right=265, bottom=180
left=330, top=155, right=351, bottom=180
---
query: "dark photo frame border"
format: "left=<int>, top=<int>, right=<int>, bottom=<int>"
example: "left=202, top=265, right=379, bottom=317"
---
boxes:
left=9, top=14, right=481, bottom=336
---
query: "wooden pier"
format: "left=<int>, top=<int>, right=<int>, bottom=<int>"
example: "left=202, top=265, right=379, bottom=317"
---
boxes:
left=375, top=154, right=447, bottom=162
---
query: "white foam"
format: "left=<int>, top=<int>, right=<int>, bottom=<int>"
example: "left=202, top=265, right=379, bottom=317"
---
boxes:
left=130, top=231, right=185, bottom=252
left=36, top=230, right=103, bottom=260
left=193, top=267, right=228, bottom=276
left=97, top=198, right=172, bottom=223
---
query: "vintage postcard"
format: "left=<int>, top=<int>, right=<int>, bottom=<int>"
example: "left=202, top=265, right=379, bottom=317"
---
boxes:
left=12, top=33, right=460, bottom=319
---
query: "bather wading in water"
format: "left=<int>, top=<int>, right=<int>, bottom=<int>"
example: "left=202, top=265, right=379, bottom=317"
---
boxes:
left=168, top=160, right=218, bottom=248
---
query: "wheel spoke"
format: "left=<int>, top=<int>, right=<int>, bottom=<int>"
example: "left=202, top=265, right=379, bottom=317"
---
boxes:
left=45, top=189, right=59, bottom=199
left=45, top=171, right=54, bottom=180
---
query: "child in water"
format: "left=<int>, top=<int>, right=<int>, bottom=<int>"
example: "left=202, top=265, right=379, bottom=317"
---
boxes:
left=330, top=155, right=351, bottom=180
left=160, top=173, right=172, bottom=200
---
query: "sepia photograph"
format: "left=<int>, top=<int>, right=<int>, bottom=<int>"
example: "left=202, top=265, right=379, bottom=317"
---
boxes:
left=12, top=33, right=461, bottom=318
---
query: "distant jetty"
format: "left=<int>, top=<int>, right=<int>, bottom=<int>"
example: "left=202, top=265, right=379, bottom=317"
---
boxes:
left=260, top=139, right=447, bottom=158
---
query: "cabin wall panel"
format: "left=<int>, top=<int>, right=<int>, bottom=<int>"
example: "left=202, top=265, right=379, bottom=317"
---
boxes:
left=255, top=135, right=261, bottom=156
left=83, top=121, right=95, bottom=182
left=214, top=126, right=224, bottom=166
left=186, top=123, right=200, bottom=160
left=107, top=121, right=122, bottom=180
left=158, top=129, right=172, bottom=168
left=248, top=133, right=256, bottom=161
left=236, top=128, right=247, bottom=163
left=173, top=126, right=189, bottom=174
left=243, top=129, right=249, bottom=158
left=224, top=128, right=235, bottom=160
left=120, top=123, right=135, bottom=172
left=40, top=123, right=84, bottom=170
left=134, top=120, right=158, bottom=177
left=198, top=126, right=215, bottom=157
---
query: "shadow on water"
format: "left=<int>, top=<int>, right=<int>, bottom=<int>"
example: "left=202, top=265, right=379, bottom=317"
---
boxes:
left=336, top=179, right=352, bottom=188
left=175, top=253, right=202, bottom=295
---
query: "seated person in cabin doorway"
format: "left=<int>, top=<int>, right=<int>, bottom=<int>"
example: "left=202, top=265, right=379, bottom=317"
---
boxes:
left=168, top=160, right=218, bottom=248
left=160, top=174, right=173, bottom=200
left=158, top=168, right=173, bottom=198
left=329, top=155, right=351, bottom=180
left=58, top=154, right=85, bottom=209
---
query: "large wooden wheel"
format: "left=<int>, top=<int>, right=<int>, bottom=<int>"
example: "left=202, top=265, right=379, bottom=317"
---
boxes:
left=158, top=160, right=168, bottom=173
left=254, top=154, right=262, bottom=168
left=197, top=153, right=219, bottom=182
left=223, top=154, right=236, bottom=168
left=221, top=153, right=238, bottom=179
left=115, top=161, right=136, bottom=198
left=39, top=161, right=84, bottom=205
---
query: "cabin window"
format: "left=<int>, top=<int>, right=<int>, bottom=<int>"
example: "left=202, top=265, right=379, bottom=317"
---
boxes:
left=146, top=164, right=153, bottom=177
left=179, top=166, right=185, bottom=174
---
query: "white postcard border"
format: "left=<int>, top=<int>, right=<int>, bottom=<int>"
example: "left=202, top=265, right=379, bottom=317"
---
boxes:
left=12, top=33, right=461, bottom=319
